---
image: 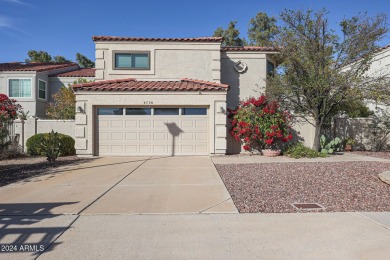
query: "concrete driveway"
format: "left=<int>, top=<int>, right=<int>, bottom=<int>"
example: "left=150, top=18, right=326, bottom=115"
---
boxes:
left=2, top=156, right=390, bottom=259
left=0, top=156, right=237, bottom=215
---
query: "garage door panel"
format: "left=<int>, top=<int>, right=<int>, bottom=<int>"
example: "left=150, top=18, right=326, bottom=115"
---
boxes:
left=99, top=132, right=109, bottom=141
left=110, top=120, right=123, bottom=128
left=125, top=145, right=137, bottom=153
left=125, top=120, right=137, bottom=128
left=153, top=120, right=166, bottom=128
left=195, top=132, right=208, bottom=141
left=153, top=145, right=166, bottom=154
left=195, top=120, right=208, bottom=128
left=125, top=132, right=137, bottom=140
left=181, top=120, right=194, bottom=128
left=139, top=145, right=152, bottom=153
left=139, top=120, right=151, bottom=128
left=181, top=132, right=194, bottom=140
left=98, top=108, right=209, bottom=156
left=140, top=132, right=152, bottom=140
left=99, top=120, right=110, bottom=128
left=181, top=145, right=194, bottom=153
left=111, top=132, right=123, bottom=140
left=153, top=132, right=166, bottom=141
left=99, top=145, right=109, bottom=153
left=111, top=145, right=123, bottom=153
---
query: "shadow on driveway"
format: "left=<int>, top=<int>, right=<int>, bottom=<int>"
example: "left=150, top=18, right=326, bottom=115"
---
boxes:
left=0, top=202, right=78, bottom=257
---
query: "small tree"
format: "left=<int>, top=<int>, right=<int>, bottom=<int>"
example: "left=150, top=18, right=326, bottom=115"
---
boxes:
left=247, top=12, right=279, bottom=46
left=46, top=78, right=90, bottom=119
left=25, top=50, right=70, bottom=63
left=39, top=130, right=61, bottom=163
left=0, top=94, right=22, bottom=149
left=213, top=21, right=245, bottom=46
left=267, top=9, right=388, bottom=151
left=46, top=87, right=75, bottom=119
left=228, top=95, right=293, bottom=151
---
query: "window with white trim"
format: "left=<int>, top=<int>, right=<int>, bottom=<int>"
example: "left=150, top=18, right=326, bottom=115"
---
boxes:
left=38, top=80, right=46, bottom=100
left=8, top=79, right=32, bottom=98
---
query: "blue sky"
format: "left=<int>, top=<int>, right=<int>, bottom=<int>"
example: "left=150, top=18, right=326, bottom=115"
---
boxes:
left=0, top=0, right=389, bottom=63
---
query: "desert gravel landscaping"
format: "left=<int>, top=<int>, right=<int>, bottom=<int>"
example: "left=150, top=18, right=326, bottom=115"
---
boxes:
left=216, top=161, right=390, bottom=213
left=0, top=156, right=90, bottom=187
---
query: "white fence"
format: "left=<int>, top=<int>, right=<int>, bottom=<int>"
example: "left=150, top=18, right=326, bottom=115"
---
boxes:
left=14, top=118, right=75, bottom=151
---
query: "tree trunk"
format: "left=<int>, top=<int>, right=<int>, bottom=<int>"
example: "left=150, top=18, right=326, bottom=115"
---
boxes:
left=312, top=123, right=322, bottom=151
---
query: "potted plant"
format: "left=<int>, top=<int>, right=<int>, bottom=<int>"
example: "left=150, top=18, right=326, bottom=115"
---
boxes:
left=344, top=138, right=355, bottom=152
left=228, top=95, right=293, bottom=157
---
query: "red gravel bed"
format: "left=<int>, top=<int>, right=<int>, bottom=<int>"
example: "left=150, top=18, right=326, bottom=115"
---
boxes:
left=351, top=151, right=390, bottom=160
left=216, top=162, right=390, bottom=213
left=0, top=156, right=91, bottom=187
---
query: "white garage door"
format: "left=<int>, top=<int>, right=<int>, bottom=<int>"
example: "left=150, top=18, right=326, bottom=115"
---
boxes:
left=97, top=107, right=210, bottom=156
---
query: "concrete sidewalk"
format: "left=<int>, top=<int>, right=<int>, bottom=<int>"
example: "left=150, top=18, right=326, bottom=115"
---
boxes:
left=34, top=212, right=390, bottom=260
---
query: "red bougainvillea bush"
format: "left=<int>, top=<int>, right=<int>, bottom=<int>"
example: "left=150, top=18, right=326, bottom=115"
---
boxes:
left=0, top=94, right=22, bottom=144
left=227, top=95, right=293, bottom=152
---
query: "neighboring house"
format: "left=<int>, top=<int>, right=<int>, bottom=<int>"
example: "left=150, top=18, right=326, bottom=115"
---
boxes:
left=0, top=62, right=94, bottom=118
left=343, top=44, right=390, bottom=112
left=364, top=44, right=390, bottom=111
left=72, top=36, right=278, bottom=156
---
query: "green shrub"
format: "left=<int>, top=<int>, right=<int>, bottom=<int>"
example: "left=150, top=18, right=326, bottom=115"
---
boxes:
left=39, top=130, right=61, bottom=163
left=285, top=142, right=327, bottom=159
left=26, top=132, right=75, bottom=156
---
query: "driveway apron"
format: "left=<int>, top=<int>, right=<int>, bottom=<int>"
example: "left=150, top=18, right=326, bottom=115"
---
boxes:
left=83, top=156, right=238, bottom=214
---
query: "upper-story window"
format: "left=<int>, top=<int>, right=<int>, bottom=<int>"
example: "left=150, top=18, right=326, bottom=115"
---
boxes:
left=8, top=79, right=32, bottom=98
left=114, top=52, right=150, bottom=70
left=38, top=80, right=47, bottom=100
left=267, top=60, right=275, bottom=76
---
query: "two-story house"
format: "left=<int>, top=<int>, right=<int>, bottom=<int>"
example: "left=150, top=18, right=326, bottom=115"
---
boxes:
left=72, top=36, right=278, bottom=156
left=0, top=62, right=85, bottom=118
left=0, top=62, right=95, bottom=118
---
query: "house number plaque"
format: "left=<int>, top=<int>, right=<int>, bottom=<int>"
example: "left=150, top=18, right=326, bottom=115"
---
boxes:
left=144, top=101, right=153, bottom=105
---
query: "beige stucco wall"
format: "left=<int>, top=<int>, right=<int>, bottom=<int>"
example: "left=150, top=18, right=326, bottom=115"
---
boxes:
left=74, top=91, right=227, bottom=156
left=290, top=116, right=316, bottom=149
left=13, top=118, right=75, bottom=151
left=366, top=47, right=390, bottom=77
left=221, top=51, right=275, bottom=108
left=334, top=117, right=390, bottom=151
left=94, top=41, right=221, bottom=82
left=221, top=51, right=277, bottom=154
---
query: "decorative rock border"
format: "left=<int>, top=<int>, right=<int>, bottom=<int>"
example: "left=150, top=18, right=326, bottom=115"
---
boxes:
left=379, top=171, right=390, bottom=185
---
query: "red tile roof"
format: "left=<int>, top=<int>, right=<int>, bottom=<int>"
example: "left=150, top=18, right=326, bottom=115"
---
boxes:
left=92, top=36, right=223, bottom=43
left=72, top=78, right=229, bottom=92
left=50, top=68, right=95, bottom=77
left=221, top=46, right=279, bottom=52
left=0, top=62, right=79, bottom=72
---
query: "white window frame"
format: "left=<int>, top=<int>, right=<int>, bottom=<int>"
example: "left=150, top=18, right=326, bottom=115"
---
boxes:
left=38, top=79, right=47, bottom=100
left=8, top=78, right=33, bottom=99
